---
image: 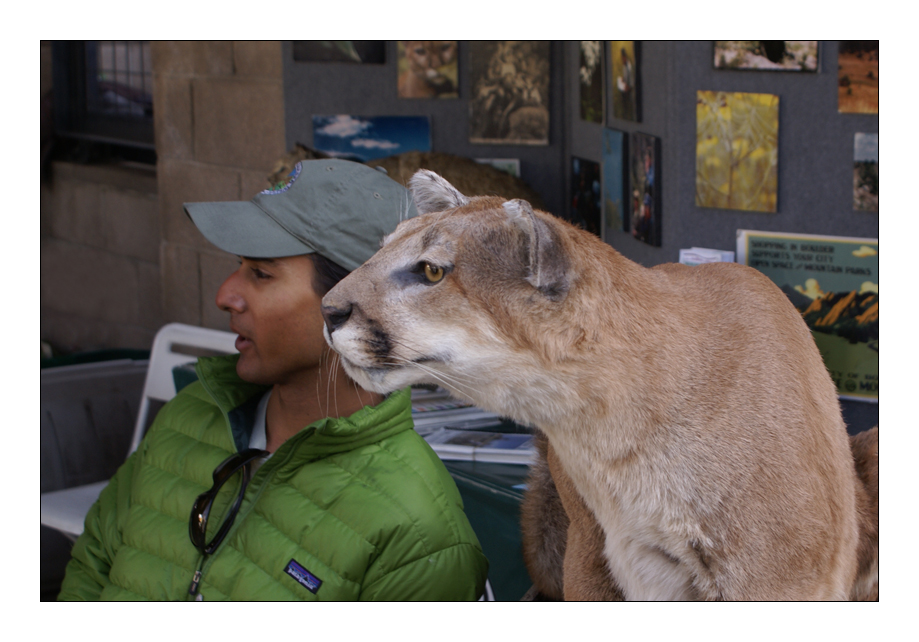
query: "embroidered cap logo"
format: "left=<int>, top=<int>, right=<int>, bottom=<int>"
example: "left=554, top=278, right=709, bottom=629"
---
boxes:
left=262, top=162, right=303, bottom=195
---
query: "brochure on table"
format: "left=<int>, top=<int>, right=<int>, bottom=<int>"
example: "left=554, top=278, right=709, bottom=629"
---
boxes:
left=411, top=387, right=536, bottom=464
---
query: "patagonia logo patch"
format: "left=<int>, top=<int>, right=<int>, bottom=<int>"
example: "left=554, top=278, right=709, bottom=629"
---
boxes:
left=285, top=559, right=322, bottom=594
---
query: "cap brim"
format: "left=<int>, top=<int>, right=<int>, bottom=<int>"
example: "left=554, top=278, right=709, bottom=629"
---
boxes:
left=184, top=201, right=315, bottom=258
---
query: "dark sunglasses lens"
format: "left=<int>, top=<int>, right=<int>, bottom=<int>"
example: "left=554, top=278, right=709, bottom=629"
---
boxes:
left=189, top=493, right=212, bottom=551
left=189, top=450, right=266, bottom=556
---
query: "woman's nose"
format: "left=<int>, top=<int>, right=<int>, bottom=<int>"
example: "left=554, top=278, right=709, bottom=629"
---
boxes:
left=216, top=270, right=246, bottom=313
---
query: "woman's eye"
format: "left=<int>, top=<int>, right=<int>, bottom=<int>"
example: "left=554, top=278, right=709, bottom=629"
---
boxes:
left=423, top=263, right=444, bottom=283
left=251, top=268, right=270, bottom=280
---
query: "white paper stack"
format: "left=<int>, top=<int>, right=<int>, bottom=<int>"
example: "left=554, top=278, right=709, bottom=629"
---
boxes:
left=678, top=247, right=735, bottom=266
left=410, top=387, right=502, bottom=434
left=423, top=428, right=536, bottom=465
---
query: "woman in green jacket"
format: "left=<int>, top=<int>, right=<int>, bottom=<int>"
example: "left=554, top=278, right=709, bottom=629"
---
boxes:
left=59, top=160, right=488, bottom=601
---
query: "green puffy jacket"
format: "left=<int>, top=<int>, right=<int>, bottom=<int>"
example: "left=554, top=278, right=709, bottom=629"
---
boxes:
left=59, top=355, right=488, bottom=600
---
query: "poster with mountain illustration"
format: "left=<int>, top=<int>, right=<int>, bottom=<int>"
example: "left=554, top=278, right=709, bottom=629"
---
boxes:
left=737, top=230, right=878, bottom=401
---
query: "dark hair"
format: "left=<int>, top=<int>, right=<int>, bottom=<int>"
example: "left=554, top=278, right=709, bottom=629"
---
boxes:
left=308, top=254, right=350, bottom=296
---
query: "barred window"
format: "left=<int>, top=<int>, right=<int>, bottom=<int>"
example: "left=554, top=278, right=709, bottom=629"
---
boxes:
left=52, top=40, right=155, bottom=163
left=86, top=41, right=153, bottom=119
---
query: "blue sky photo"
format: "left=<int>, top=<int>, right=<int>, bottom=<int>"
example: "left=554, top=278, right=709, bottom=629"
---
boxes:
left=854, top=133, right=878, bottom=163
left=312, top=115, right=431, bottom=162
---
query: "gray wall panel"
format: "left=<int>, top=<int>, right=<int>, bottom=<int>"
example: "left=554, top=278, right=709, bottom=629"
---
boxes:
left=283, top=40, right=878, bottom=433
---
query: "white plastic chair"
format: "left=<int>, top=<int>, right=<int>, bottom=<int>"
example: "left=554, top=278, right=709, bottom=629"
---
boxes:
left=40, top=323, right=238, bottom=539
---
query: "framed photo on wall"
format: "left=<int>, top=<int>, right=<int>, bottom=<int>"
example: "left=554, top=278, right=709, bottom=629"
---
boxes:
left=468, top=41, right=550, bottom=145
left=854, top=133, right=878, bottom=212
left=609, top=41, right=640, bottom=122
left=838, top=41, right=878, bottom=114
left=397, top=41, right=458, bottom=99
left=570, top=157, right=601, bottom=238
left=602, top=127, right=628, bottom=237
left=312, top=115, right=431, bottom=162
left=579, top=41, right=603, bottom=123
left=713, top=41, right=818, bottom=71
left=737, top=230, right=878, bottom=402
left=629, top=131, right=661, bottom=246
left=696, top=90, right=779, bottom=213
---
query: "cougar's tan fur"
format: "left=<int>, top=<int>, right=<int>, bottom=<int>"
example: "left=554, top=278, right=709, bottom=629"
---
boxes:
left=322, top=170, right=878, bottom=600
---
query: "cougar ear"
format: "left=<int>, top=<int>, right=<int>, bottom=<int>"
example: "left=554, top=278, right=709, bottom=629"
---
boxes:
left=503, top=199, right=570, bottom=302
left=409, top=169, right=469, bottom=214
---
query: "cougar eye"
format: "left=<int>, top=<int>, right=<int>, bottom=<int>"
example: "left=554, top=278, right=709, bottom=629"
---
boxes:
left=423, top=262, right=445, bottom=283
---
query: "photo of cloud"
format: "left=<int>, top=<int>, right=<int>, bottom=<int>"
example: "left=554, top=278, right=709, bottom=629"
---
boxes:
left=311, top=115, right=431, bottom=162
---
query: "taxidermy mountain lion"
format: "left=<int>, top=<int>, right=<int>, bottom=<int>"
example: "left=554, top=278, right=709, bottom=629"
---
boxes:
left=321, top=170, right=879, bottom=600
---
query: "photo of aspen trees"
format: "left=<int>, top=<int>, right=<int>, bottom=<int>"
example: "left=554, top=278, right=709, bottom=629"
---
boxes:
left=695, top=90, right=779, bottom=213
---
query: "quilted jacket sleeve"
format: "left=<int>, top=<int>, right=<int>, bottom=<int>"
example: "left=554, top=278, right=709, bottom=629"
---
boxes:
left=57, top=452, right=137, bottom=601
left=358, top=541, right=488, bottom=601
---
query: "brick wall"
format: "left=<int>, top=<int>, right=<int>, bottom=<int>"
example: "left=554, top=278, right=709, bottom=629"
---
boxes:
left=41, top=42, right=286, bottom=353
left=153, top=41, right=286, bottom=332
left=41, top=163, right=162, bottom=351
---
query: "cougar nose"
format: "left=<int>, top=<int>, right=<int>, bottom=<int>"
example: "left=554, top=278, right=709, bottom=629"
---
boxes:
left=321, top=303, right=352, bottom=335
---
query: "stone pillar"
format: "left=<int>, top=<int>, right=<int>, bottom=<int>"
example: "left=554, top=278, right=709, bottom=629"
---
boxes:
left=152, top=41, right=286, bottom=330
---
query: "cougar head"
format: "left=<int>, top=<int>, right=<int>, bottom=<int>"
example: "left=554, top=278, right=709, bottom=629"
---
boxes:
left=321, top=170, right=573, bottom=410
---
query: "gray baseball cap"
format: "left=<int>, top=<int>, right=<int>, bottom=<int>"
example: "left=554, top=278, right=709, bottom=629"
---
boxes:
left=184, top=159, right=418, bottom=272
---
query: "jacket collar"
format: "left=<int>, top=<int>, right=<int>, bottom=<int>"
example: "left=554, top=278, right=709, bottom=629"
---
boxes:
left=194, top=354, right=413, bottom=458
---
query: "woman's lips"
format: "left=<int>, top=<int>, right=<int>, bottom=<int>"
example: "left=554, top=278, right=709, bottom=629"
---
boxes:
left=235, top=335, right=252, bottom=351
